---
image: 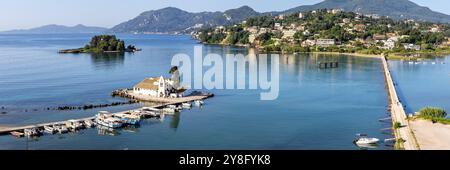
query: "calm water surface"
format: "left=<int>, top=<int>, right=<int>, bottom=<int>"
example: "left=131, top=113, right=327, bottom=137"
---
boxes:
left=389, top=57, right=450, bottom=115
left=0, top=34, right=392, bottom=149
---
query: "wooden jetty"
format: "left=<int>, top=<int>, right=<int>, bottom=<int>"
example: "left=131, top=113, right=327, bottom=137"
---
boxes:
left=318, top=62, right=339, bottom=69
left=381, top=55, right=419, bottom=150
left=0, top=92, right=213, bottom=135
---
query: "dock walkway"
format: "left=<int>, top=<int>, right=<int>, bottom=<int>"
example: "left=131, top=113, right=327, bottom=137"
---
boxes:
left=381, top=55, right=419, bottom=150
left=0, top=93, right=212, bottom=135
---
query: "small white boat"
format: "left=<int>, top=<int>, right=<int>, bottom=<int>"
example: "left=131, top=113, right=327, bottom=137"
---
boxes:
left=10, top=131, right=24, bottom=138
left=408, top=61, right=414, bottom=65
left=167, top=105, right=178, bottom=109
left=432, top=62, right=436, bottom=65
left=56, top=125, right=69, bottom=134
left=66, top=120, right=84, bottom=131
left=182, top=102, right=192, bottom=108
left=162, top=107, right=176, bottom=113
left=194, top=100, right=204, bottom=106
left=354, top=134, right=379, bottom=145
left=95, top=111, right=123, bottom=128
left=24, top=128, right=40, bottom=137
left=84, top=120, right=95, bottom=128
left=44, top=125, right=56, bottom=134
left=115, top=113, right=140, bottom=125
left=142, top=107, right=160, bottom=112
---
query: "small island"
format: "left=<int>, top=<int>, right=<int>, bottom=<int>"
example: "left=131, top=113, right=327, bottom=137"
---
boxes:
left=59, top=35, right=141, bottom=53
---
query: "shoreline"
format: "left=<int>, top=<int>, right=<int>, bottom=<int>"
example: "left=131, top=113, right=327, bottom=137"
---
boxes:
left=296, top=52, right=382, bottom=59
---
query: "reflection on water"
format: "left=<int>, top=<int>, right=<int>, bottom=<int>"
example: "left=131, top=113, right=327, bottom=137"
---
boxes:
left=170, top=112, right=181, bottom=130
left=90, top=52, right=125, bottom=69
left=389, top=56, right=450, bottom=114
left=98, top=126, right=121, bottom=136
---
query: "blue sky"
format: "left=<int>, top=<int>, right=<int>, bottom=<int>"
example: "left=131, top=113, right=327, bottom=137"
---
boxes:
left=0, top=0, right=449, bottom=31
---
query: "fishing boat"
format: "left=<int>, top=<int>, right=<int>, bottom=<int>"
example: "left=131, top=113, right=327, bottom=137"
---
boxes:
left=115, top=113, right=140, bottom=125
left=24, top=128, right=40, bottom=137
left=55, top=125, right=69, bottom=134
left=84, top=119, right=95, bottom=128
left=65, top=120, right=84, bottom=131
left=44, top=125, right=56, bottom=134
left=10, top=131, right=24, bottom=138
left=95, top=111, right=123, bottom=128
left=354, top=134, right=379, bottom=145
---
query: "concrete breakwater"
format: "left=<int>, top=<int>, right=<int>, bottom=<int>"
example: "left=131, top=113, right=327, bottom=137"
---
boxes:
left=0, top=100, right=139, bottom=114
left=0, top=91, right=213, bottom=135
left=381, top=55, right=420, bottom=150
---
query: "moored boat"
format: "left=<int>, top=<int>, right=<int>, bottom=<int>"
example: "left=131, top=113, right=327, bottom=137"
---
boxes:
left=162, top=107, right=176, bottom=113
left=84, top=119, right=95, bottom=128
left=194, top=100, right=204, bottom=106
left=24, top=128, right=40, bottom=137
left=354, top=134, right=379, bottom=145
left=10, top=131, right=24, bottom=138
left=95, top=111, right=123, bottom=128
left=58, top=125, right=69, bottom=134
left=44, top=125, right=56, bottom=134
left=115, top=113, right=140, bottom=125
left=65, top=120, right=84, bottom=131
left=182, top=102, right=192, bottom=108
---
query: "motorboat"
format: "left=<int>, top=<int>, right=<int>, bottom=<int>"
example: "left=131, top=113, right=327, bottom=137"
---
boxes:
left=182, top=102, right=192, bottom=108
left=65, top=120, right=84, bottom=131
left=115, top=113, right=140, bottom=125
left=84, top=119, right=95, bottom=128
left=10, top=131, right=24, bottom=138
left=142, top=107, right=160, bottom=112
left=162, top=107, right=177, bottom=113
left=194, top=100, right=204, bottom=106
left=44, top=125, right=56, bottom=134
left=60, top=125, right=69, bottom=134
left=24, top=128, right=40, bottom=137
left=95, top=111, right=123, bottom=128
left=354, top=134, right=380, bottom=145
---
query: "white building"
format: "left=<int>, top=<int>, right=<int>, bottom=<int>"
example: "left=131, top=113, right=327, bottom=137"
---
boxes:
left=331, top=9, right=343, bottom=14
left=298, top=13, right=305, bottom=19
left=316, top=39, right=336, bottom=47
left=382, top=39, right=396, bottom=50
left=274, top=23, right=283, bottom=30
left=402, top=43, right=421, bottom=51
left=301, top=39, right=316, bottom=47
left=133, top=75, right=184, bottom=98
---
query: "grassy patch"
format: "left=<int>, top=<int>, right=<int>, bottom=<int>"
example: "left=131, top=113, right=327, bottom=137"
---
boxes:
left=417, top=107, right=450, bottom=125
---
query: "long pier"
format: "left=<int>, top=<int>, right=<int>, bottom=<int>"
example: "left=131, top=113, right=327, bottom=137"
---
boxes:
left=0, top=93, right=213, bottom=135
left=381, top=55, right=419, bottom=150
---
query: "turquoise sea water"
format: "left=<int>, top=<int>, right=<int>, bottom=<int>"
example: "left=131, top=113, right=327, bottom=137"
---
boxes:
left=0, top=34, right=393, bottom=149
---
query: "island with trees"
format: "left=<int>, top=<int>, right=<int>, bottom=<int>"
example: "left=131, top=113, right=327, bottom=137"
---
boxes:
left=59, top=35, right=141, bottom=53
left=193, top=9, right=450, bottom=60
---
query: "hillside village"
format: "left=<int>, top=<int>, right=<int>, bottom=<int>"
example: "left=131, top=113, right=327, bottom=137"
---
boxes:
left=193, top=9, right=450, bottom=57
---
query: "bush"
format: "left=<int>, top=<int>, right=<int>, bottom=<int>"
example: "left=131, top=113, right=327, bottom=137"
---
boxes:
left=418, top=107, right=447, bottom=119
left=394, top=122, right=402, bottom=129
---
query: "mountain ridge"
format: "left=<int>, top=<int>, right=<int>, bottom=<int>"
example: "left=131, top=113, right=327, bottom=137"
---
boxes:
left=109, top=0, right=450, bottom=34
left=0, top=24, right=108, bottom=34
